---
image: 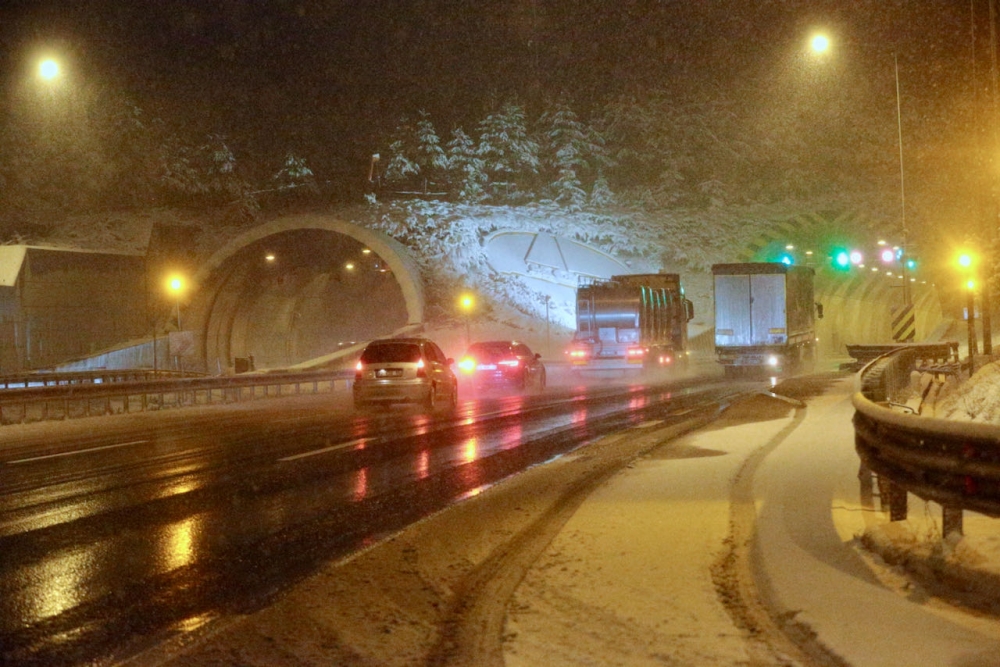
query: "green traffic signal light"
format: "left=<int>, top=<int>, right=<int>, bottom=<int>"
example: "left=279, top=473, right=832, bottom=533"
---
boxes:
left=833, top=250, right=850, bottom=269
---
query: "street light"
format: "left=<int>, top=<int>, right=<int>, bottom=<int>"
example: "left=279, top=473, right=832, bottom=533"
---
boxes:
left=957, top=253, right=978, bottom=358
left=810, top=33, right=830, bottom=55
left=167, top=275, right=185, bottom=331
left=38, top=58, right=59, bottom=81
left=459, top=293, right=475, bottom=347
left=166, top=275, right=187, bottom=375
left=967, top=279, right=979, bottom=358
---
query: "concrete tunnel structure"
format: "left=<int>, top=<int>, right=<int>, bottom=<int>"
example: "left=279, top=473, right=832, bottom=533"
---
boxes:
left=50, top=209, right=950, bottom=375
left=187, top=214, right=425, bottom=373
left=181, top=212, right=947, bottom=374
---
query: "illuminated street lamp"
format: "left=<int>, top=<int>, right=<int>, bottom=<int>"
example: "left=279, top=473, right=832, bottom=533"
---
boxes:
left=459, top=293, right=475, bottom=347
left=957, top=253, right=978, bottom=357
left=38, top=58, right=60, bottom=81
left=167, top=275, right=185, bottom=331
left=810, top=33, right=830, bottom=54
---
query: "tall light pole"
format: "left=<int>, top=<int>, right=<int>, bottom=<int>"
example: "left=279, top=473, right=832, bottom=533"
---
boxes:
left=959, top=252, right=978, bottom=358
left=967, top=279, right=979, bottom=357
left=167, top=275, right=186, bottom=375
left=168, top=276, right=184, bottom=331
left=893, top=53, right=913, bottom=309
left=459, top=293, right=475, bottom=349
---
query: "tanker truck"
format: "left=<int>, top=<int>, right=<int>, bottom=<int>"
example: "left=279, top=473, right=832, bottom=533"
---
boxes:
left=712, top=262, right=818, bottom=377
left=565, top=273, right=694, bottom=375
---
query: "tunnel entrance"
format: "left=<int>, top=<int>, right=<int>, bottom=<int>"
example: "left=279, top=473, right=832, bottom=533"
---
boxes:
left=197, top=225, right=413, bottom=372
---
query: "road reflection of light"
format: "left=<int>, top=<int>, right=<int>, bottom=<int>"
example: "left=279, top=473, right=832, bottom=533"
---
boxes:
left=629, top=394, right=649, bottom=411
left=457, top=484, right=490, bottom=501
left=150, top=471, right=203, bottom=502
left=501, top=422, right=523, bottom=451
left=572, top=406, right=588, bottom=424
left=417, top=449, right=430, bottom=479
left=463, top=438, right=478, bottom=463
left=175, top=612, right=215, bottom=633
left=162, top=512, right=204, bottom=572
left=770, top=376, right=779, bottom=388
left=410, top=416, right=432, bottom=436
left=353, top=467, right=369, bottom=502
left=20, top=545, right=100, bottom=623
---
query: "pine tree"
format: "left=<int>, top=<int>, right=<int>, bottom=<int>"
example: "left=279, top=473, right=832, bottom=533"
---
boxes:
left=538, top=101, right=608, bottom=209
left=476, top=102, right=539, bottom=202
left=385, top=110, right=447, bottom=193
left=446, top=127, right=487, bottom=204
left=271, top=152, right=318, bottom=193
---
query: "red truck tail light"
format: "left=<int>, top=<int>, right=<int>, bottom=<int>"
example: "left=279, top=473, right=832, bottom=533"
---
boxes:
left=626, top=346, right=646, bottom=359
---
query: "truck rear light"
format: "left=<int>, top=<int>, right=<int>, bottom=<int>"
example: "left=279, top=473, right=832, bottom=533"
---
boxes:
left=626, top=346, right=646, bottom=359
left=567, top=348, right=589, bottom=359
left=659, top=354, right=673, bottom=365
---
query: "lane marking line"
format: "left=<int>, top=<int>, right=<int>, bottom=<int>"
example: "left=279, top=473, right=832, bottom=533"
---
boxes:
left=279, top=438, right=367, bottom=462
left=7, top=440, right=148, bottom=464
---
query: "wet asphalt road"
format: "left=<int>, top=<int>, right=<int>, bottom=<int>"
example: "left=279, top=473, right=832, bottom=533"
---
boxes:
left=0, top=375, right=748, bottom=666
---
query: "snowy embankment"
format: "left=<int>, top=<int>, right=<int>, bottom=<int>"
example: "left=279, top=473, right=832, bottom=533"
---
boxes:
left=860, top=358, right=1000, bottom=617
left=927, top=360, right=1000, bottom=423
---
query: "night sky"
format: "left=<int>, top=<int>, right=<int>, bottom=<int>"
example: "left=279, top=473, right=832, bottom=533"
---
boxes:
left=0, top=1, right=982, bottom=183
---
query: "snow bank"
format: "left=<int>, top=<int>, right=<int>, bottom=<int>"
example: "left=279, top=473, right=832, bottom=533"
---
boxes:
left=930, top=361, right=1000, bottom=423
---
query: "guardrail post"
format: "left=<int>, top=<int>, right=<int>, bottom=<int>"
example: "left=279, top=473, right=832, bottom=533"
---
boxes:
left=942, top=506, right=963, bottom=539
left=884, top=479, right=908, bottom=522
left=858, top=464, right=875, bottom=510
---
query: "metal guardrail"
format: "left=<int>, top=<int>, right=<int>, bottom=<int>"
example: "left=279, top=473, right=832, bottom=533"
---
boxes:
left=0, top=369, right=198, bottom=390
left=0, top=370, right=355, bottom=425
left=853, top=343, right=1000, bottom=537
left=844, top=340, right=960, bottom=372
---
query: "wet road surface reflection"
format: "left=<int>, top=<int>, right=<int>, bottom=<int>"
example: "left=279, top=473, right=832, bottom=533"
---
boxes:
left=0, top=377, right=741, bottom=665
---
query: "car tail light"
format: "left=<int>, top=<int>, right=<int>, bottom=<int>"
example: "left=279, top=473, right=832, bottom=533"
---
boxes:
left=458, top=356, right=476, bottom=374
left=355, top=360, right=363, bottom=380
left=416, top=358, right=427, bottom=377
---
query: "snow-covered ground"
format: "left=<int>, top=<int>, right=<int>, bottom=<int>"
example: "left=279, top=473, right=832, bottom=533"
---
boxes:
left=929, top=357, right=1000, bottom=423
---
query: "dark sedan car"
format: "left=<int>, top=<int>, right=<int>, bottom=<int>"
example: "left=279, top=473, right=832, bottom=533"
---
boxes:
left=457, top=340, right=546, bottom=393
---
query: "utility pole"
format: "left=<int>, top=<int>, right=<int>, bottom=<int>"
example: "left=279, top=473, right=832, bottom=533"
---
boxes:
left=984, top=0, right=998, bottom=353
left=894, top=54, right=912, bottom=309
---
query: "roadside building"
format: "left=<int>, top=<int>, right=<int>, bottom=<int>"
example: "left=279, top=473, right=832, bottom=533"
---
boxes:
left=0, top=245, right=147, bottom=372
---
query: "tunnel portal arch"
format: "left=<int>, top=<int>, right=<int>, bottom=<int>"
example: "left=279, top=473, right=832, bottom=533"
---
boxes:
left=191, top=214, right=424, bottom=371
